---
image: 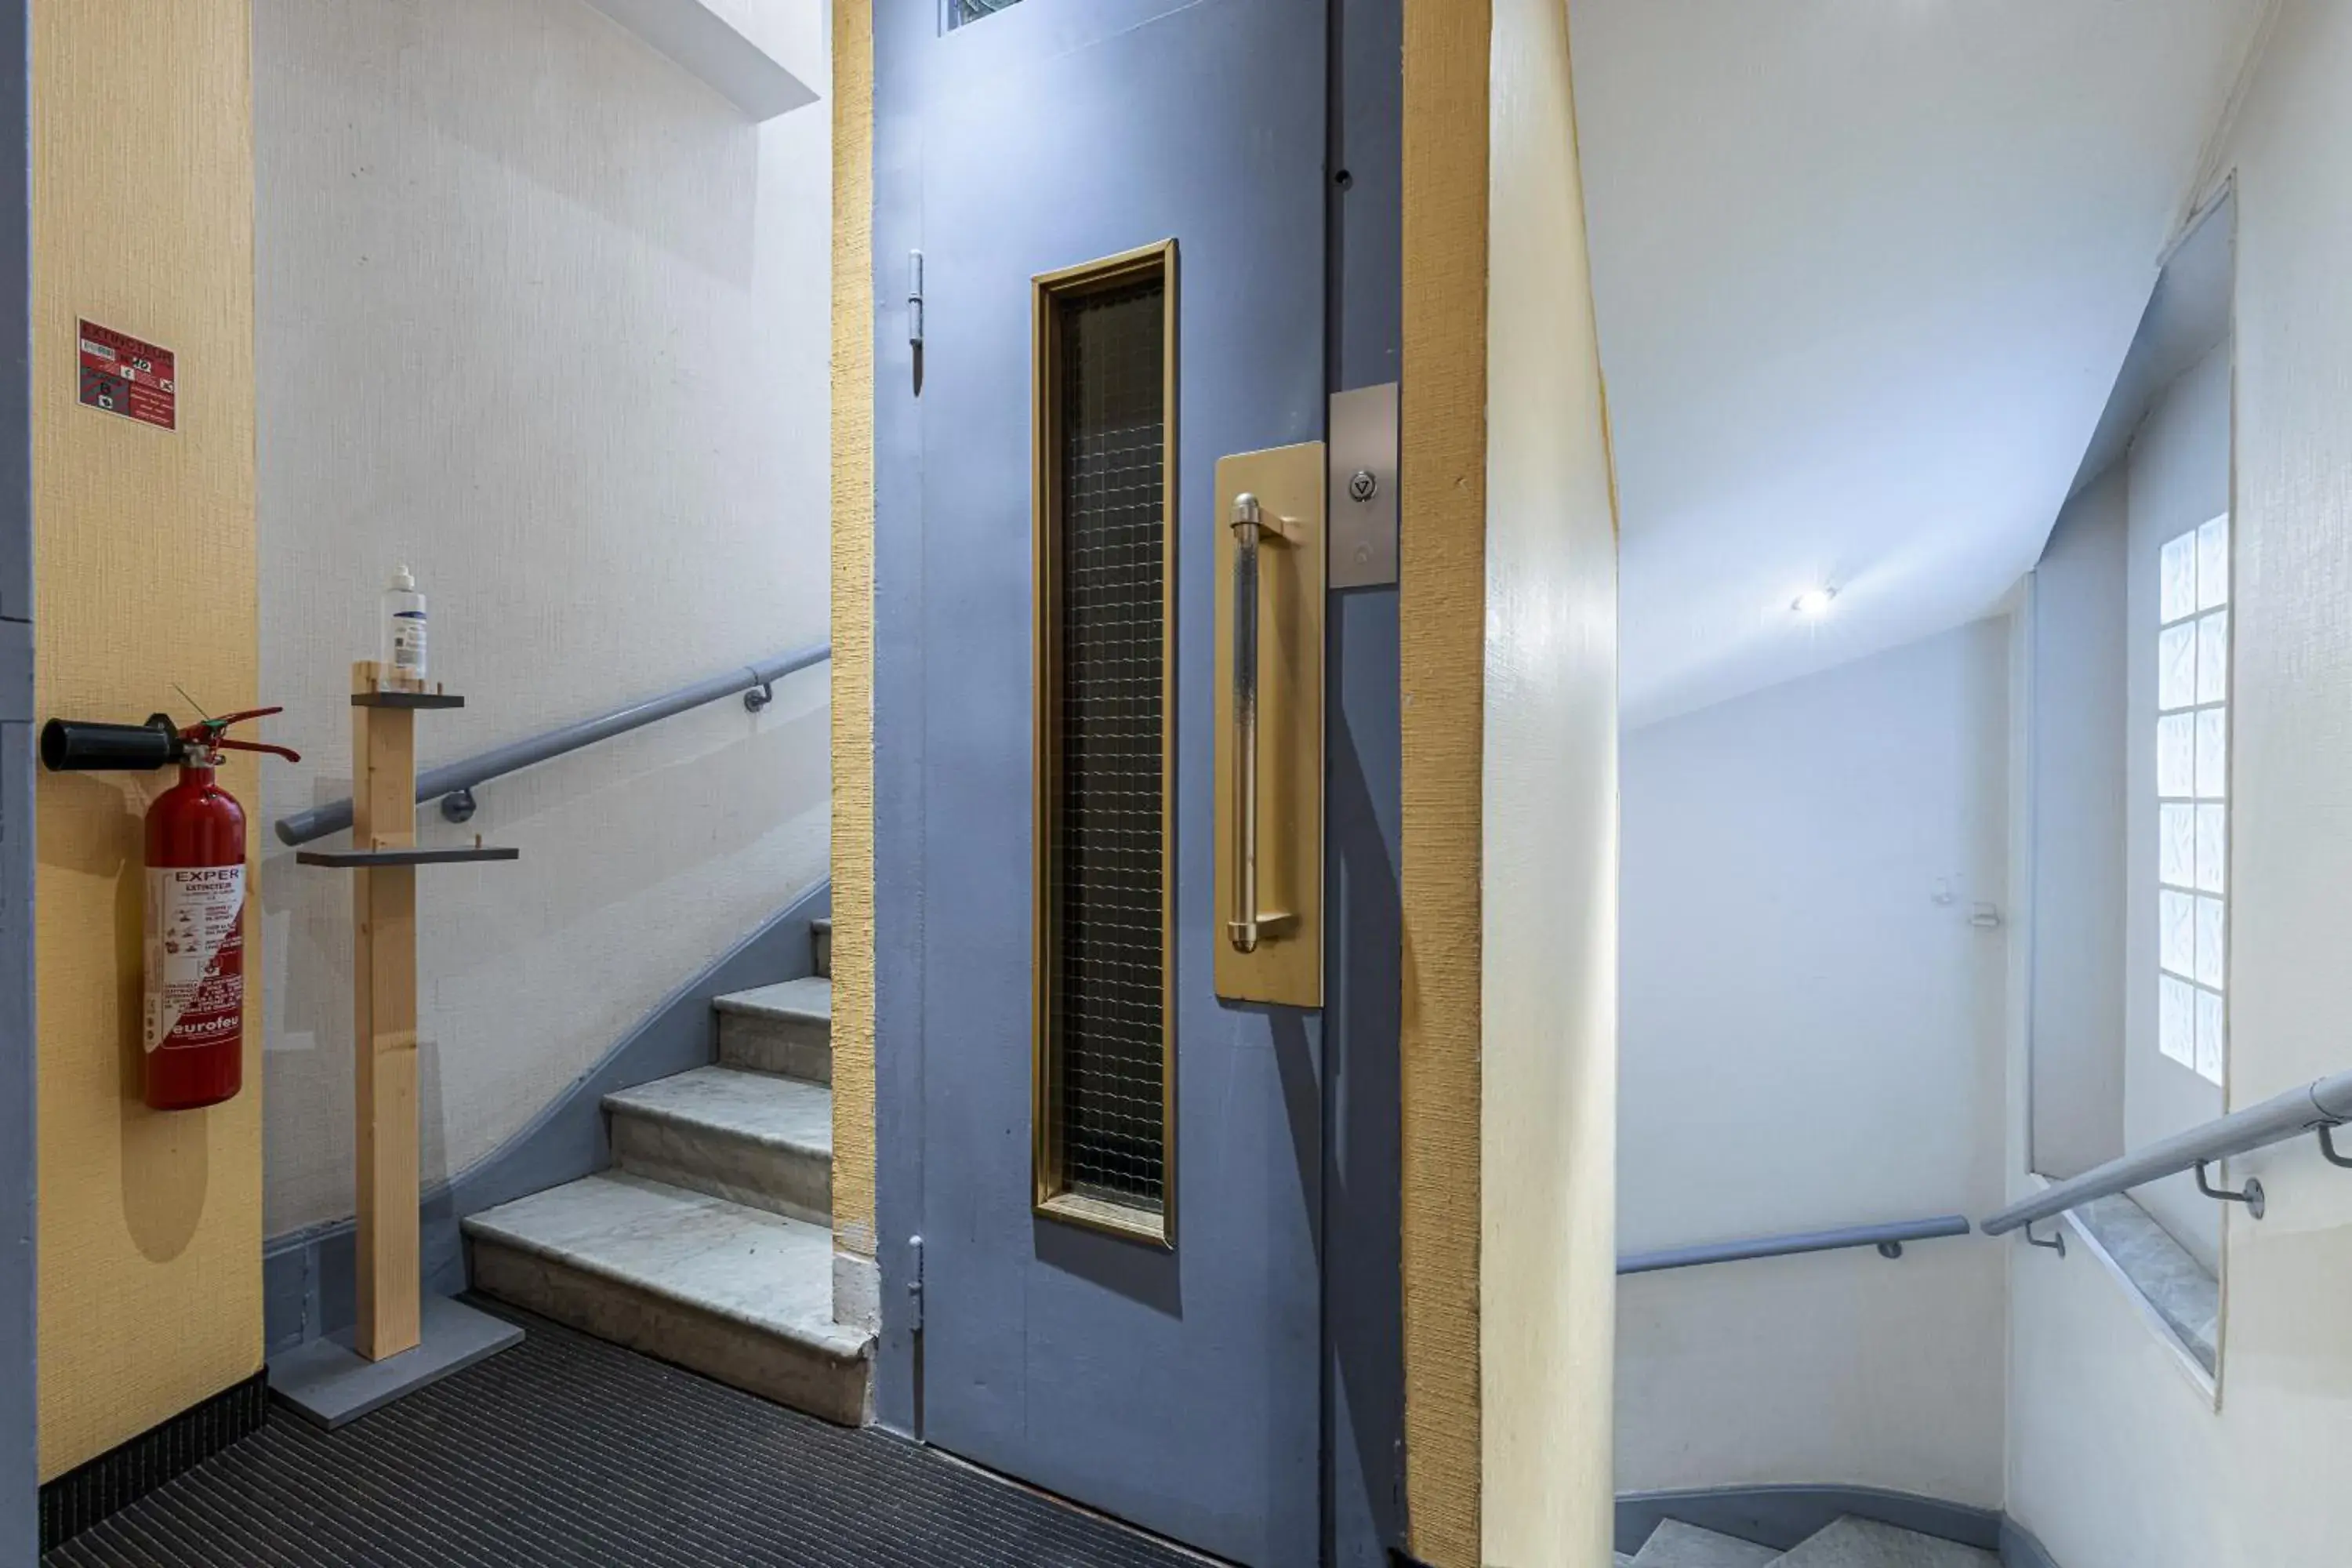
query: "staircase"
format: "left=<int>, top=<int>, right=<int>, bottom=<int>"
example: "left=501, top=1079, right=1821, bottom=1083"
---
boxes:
left=1619, top=1517, right=2002, bottom=1568
left=462, top=917, right=873, bottom=1425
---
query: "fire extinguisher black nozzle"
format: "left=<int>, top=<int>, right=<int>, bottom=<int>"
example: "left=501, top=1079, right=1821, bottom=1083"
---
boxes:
left=40, top=714, right=181, bottom=772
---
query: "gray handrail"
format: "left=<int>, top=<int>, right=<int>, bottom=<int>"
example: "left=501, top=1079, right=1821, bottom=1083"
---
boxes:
left=1617, top=1215, right=1973, bottom=1276
left=1983, top=1070, right=2352, bottom=1236
left=274, top=641, right=831, bottom=847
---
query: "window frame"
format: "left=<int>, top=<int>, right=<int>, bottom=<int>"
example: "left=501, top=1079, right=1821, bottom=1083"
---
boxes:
left=2154, top=512, right=2232, bottom=1088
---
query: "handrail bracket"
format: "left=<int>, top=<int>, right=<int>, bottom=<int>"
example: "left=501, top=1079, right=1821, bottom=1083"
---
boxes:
left=2318, top=1122, right=2352, bottom=1170
left=2024, top=1221, right=2066, bottom=1258
left=2194, top=1160, right=2266, bottom=1220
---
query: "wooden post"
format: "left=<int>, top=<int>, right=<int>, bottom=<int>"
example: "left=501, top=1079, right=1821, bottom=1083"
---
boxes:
left=350, top=660, right=421, bottom=1361
left=280, top=670, right=518, bottom=1415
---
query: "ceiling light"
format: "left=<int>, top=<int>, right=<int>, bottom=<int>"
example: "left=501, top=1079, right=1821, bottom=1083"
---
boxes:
left=1791, top=586, right=1838, bottom=617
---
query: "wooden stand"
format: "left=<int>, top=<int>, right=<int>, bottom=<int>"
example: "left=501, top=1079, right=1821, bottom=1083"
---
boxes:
left=270, top=662, right=521, bottom=1426
left=353, top=661, right=424, bottom=1358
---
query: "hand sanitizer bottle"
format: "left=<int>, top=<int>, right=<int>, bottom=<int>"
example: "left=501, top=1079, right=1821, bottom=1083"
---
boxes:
left=382, top=565, right=428, bottom=678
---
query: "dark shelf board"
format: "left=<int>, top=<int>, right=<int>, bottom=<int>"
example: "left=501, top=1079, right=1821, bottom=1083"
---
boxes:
left=350, top=691, right=465, bottom=710
left=296, top=846, right=519, bottom=868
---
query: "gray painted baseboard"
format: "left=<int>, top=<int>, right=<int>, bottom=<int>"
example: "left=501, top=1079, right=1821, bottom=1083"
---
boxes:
left=265, top=879, right=832, bottom=1353
left=2002, top=1518, right=2063, bottom=1568
left=1617, top=1486, right=2007, bottom=1558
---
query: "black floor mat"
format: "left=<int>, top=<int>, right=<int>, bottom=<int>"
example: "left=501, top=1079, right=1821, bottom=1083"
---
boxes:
left=44, top=1301, right=1209, bottom=1568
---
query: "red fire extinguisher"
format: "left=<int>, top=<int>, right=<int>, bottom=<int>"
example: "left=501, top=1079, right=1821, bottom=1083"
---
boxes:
left=41, top=706, right=300, bottom=1110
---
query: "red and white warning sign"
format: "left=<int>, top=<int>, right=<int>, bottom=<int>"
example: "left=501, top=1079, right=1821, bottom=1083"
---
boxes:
left=144, top=864, right=245, bottom=1054
left=78, top=318, right=176, bottom=430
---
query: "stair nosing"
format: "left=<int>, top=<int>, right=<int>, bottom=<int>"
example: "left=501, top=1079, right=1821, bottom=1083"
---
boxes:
left=602, top=1069, right=833, bottom=1160
left=462, top=1176, right=869, bottom=1363
left=713, top=985, right=830, bottom=1024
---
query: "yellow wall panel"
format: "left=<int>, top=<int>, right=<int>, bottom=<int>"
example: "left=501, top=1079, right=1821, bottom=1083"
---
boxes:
left=830, top=0, right=877, bottom=1267
left=31, top=0, right=260, bottom=1479
left=1399, top=0, right=1490, bottom=1559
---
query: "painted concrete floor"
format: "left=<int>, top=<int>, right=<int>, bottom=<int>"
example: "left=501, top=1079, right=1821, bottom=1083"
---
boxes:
left=45, top=1300, right=1208, bottom=1568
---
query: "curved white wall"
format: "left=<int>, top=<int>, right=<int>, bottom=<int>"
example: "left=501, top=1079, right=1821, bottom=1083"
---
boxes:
left=2007, top=5, right=2352, bottom=1563
left=1479, top=0, right=1621, bottom=1558
left=253, top=0, right=833, bottom=1235
left=2120, top=341, right=2232, bottom=1268
left=1617, top=620, right=2011, bottom=1508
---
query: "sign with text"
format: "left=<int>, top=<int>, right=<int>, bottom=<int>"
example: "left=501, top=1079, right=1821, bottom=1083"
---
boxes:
left=78, top=319, right=176, bottom=430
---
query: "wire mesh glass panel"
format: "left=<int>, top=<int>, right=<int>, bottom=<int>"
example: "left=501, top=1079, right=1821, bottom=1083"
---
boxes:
left=1041, top=267, right=1170, bottom=1219
left=948, top=0, right=1023, bottom=29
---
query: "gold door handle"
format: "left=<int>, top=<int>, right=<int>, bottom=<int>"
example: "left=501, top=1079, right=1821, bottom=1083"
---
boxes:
left=1227, top=492, right=1298, bottom=954
left=1214, top=444, right=1323, bottom=1007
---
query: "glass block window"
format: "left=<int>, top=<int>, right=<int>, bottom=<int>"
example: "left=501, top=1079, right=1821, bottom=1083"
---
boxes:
left=2157, top=514, right=2230, bottom=1086
left=948, top=0, right=1022, bottom=27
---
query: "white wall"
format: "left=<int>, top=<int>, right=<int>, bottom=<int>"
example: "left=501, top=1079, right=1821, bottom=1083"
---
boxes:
left=254, top=0, right=833, bottom=1234
left=1570, top=0, right=2267, bottom=729
left=1617, top=619, right=2009, bottom=1508
left=1476, top=0, right=1619, bottom=1558
left=2007, top=5, right=2352, bottom=1563
left=2027, top=466, right=2128, bottom=1181
left=2122, top=339, right=2232, bottom=1268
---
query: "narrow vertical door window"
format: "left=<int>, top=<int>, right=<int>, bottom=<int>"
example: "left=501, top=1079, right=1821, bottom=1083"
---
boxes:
left=1032, top=245, right=1177, bottom=1244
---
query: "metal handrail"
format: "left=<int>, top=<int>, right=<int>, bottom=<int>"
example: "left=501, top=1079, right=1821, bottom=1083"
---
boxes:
left=1983, top=1069, right=2352, bottom=1237
left=1618, top=1215, right=1973, bottom=1276
left=274, top=641, right=831, bottom=847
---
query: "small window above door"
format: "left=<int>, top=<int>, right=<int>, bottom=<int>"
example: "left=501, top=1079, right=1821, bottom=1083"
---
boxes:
left=948, top=0, right=1023, bottom=30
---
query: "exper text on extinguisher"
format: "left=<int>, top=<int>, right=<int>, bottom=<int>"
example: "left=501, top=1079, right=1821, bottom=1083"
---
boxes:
left=41, top=706, right=299, bottom=1110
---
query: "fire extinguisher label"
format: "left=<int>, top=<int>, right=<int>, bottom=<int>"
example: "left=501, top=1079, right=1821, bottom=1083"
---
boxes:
left=144, top=865, right=245, bottom=1053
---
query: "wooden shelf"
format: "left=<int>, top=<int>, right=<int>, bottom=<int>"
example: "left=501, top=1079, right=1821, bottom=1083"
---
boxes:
left=350, top=691, right=464, bottom=710
left=297, top=846, right=517, bottom=868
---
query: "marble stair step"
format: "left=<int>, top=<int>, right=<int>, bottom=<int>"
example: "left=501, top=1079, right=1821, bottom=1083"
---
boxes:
left=1771, top=1519, right=2002, bottom=1568
left=811, top=916, right=831, bottom=979
left=605, top=1065, right=831, bottom=1225
left=715, top=976, right=831, bottom=1083
left=1634, top=1520, right=1780, bottom=1568
left=463, top=1171, right=872, bottom=1425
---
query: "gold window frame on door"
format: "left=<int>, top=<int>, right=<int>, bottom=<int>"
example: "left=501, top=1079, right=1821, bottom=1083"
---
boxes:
left=1030, top=239, right=1179, bottom=1249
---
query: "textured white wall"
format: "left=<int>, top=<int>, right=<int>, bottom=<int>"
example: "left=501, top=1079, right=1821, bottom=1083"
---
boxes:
left=1617, top=620, right=2011, bottom=1508
left=2121, top=341, right=2232, bottom=1269
left=253, top=0, right=832, bottom=1235
left=2027, top=467, right=2129, bottom=1181
left=1478, top=0, right=1619, bottom=1557
left=2007, top=5, right=2352, bottom=1563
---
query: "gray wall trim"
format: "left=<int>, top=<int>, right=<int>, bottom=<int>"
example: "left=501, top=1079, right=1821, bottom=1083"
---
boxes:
left=2002, top=1518, right=2064, bottom=1568
left=263, top=878, right=832, bottom=1353
left=1616, top=1486, right=2005, bottom=1557
left=0, top=0, right=34, bottom=1555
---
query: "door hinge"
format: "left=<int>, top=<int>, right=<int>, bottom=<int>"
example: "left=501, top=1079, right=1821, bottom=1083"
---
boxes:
left=906, top=1233, right=925, bottom=1334
left=907, top=250, right=925, bottom=350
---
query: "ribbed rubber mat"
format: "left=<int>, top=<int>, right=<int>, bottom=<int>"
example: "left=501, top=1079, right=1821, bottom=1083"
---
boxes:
left=45, top=1301, right=1209, bottom=1568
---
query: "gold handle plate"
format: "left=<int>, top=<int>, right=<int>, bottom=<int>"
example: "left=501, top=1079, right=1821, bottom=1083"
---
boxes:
left=1214, top=443, right=1325, bottom=1006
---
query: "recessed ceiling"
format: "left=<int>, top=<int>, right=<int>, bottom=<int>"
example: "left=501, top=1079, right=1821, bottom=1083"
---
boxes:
left=1570, top=0, right=2270, bottom=727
